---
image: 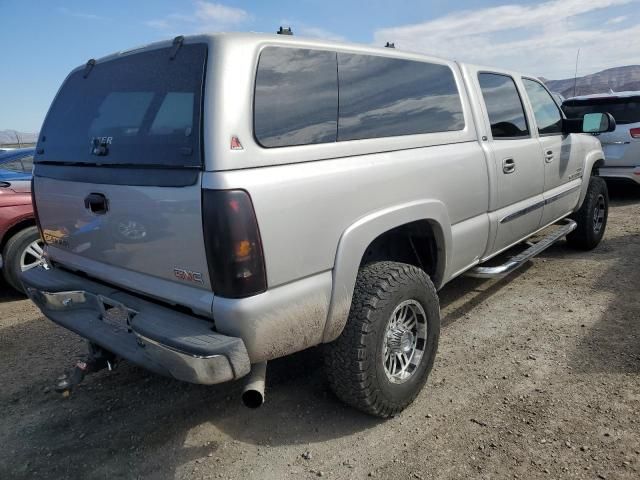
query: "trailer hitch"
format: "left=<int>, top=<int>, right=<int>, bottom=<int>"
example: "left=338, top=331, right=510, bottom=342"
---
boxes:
left=55, top=342, right=117, bottom=397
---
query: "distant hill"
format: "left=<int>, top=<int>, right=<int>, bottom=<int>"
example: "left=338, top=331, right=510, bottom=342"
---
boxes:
left=0, top=130, right=38, bottom=146
left=543, top=65, right=640, bottom=99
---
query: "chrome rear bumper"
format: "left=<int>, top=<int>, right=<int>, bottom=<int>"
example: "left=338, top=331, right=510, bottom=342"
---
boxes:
left=22, top=266, right=251, bottom=385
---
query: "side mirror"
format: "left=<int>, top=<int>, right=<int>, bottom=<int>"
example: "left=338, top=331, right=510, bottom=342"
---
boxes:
left=582, top=112, right=616, bottom=133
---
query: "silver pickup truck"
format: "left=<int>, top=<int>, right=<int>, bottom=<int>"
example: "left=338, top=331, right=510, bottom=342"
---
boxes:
left=23, top=32, right=614, bottom=417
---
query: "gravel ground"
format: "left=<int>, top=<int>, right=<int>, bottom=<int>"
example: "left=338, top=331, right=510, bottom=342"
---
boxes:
left=0, top=182, right=638, bottom=480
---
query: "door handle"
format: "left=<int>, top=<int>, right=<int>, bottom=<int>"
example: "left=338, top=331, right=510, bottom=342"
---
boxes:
left=545, top=150, right=554, bottom=163
left=502, top=158, right=516, bottom=174
left=84, top=193, right=109, bottom=215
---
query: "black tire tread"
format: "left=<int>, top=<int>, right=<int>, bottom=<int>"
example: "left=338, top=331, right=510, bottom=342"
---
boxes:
left=567, top=176, right=608, bottom=250
left=324, top=261, right=440, bottom=418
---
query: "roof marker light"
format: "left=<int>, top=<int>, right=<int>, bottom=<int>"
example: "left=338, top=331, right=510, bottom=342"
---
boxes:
left=277, top=26, right=293, bottom=35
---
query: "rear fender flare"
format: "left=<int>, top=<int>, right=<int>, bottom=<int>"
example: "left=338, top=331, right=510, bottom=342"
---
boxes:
left=322, top=200, right=451, bottom=343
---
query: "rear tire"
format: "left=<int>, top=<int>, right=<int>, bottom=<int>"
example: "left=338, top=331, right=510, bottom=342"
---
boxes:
left=567, top=176, right=608, bottom=250
left=2, top=226, right=44, bottom=294
left=324, top=261, right=440, bottom=418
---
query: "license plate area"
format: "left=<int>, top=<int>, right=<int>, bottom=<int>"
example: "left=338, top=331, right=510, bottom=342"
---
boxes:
left=98, top=296, right=137, bottom=333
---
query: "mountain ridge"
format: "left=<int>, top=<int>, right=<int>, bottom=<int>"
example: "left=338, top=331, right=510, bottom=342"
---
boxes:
left=543, top=65, right=640, bottom=98
left=0, top=129, right=38, bottom=146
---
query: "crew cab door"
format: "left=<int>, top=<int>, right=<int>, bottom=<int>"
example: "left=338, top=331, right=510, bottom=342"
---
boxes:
left=521, top=78, right=582, bottom=226
left=475, top=72, right=544, bottom=255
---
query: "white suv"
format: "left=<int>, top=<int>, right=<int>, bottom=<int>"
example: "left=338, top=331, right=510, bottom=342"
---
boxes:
left=563, top=92, right=640, bottom=184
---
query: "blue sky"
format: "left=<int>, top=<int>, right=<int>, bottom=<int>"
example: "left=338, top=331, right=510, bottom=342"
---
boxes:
left=1, top=0, right=639, bottom=132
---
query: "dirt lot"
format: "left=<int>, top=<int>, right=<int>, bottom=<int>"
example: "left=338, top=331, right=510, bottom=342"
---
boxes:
left=1, top=183, right=638, bottom=480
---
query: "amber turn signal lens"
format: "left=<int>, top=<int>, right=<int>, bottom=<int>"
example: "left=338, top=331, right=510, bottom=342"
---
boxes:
left=235, top=240, right=251, bottom=259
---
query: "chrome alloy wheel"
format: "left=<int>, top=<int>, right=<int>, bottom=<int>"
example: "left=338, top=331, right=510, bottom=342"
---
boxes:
left=383, top=299, right=427, bottom=384
left=592, top=194, right=606, bottom=234
left=20, top=239, right=45, bottom=272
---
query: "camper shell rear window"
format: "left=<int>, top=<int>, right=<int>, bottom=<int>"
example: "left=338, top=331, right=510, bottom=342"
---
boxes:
left=36, top=43, right=207, bottom=168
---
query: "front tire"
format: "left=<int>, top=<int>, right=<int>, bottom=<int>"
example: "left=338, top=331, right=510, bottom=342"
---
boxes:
left=324, top=261, right=440, bottom=418
left=2, top=226, right=44, bottom=293
left=567, top=176, right=608, bottom=250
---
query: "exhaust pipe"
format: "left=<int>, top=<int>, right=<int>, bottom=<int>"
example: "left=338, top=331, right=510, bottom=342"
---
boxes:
left=241, top=362, right=267, bottom=408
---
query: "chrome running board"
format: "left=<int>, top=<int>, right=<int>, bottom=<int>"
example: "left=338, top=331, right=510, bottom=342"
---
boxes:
left=465, top=219, right=577, bottom=279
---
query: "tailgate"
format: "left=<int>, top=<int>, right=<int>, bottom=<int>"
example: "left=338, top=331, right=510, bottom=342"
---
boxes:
left=600, top=128, right=640, bottom=166
left=34, top=176, right=211, bottom=290
left=33, top=40, right=213, bottom=305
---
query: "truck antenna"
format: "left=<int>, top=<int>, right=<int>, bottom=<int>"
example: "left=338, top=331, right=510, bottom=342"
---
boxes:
left=573, top=48, right=580, bottom=97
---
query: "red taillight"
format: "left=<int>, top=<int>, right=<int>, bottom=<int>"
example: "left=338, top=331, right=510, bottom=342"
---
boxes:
left=30, top=177, right=45, bottom=243
left=630, top=128, right=640, bottom=139
left=202, top=190, right=266, bottom=298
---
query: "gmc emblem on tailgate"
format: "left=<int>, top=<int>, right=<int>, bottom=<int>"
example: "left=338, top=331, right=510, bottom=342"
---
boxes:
left=173, top=268, right=203, bottom=284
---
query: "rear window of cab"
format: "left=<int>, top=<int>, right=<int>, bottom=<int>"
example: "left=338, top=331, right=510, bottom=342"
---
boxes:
left=254, top=46, right=465, bottom=148
left=36, top=43, right=207, bottom=167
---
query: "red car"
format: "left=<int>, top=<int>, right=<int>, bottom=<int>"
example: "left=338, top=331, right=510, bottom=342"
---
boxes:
left=0, top=179, right=44, bottom=293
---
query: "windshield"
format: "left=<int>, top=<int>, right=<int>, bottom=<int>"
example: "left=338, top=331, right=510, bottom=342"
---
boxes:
left=562, top=97, right=640, bottom=125
left=36, top=43, right=207, bottom=167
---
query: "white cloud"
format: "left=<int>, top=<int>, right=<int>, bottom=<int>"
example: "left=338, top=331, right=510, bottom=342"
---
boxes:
left=146, top=1, right=250, bottom=32
left=144, top=19, right=170, bottom=29
left=195, top=1, right=248, bottom=25
left=374, top=0, right=640, bottom=79
left=58, top=7, right=106, bottom=21
left=279, top=20, right=346, bottom=42
left=605, top=15, right=628, bottom=24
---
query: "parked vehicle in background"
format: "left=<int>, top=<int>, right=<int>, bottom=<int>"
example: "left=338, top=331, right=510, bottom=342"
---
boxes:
left=563, top=92, right=640, bottom=184
left=23, top=33, right=614, bottom=417
left=0, top=179, right=43, bottom=293
left=0, top=147, right=35, bottom=181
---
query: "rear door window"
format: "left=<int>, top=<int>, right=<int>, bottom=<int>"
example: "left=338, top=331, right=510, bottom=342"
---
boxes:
left=37, top=43, right=207, bottom=167
left=478, top=73, right=529, bottom=139
left=563, top=97, right=640, bottom=125
left=522, top=79, right=563, bottom=135
left=337, top=54, right=464, bottom=141
left=254, top=47, right=338, bottom=147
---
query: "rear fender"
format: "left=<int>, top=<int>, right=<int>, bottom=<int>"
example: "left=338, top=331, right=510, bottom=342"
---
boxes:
left=322, top=200, right=451, bottom=343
